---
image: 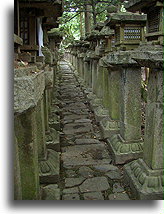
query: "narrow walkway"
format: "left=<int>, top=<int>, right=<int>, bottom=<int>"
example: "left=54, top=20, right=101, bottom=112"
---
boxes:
left=58, top=61, right=131, bottom=200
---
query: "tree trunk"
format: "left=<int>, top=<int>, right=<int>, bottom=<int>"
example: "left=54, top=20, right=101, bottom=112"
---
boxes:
left=84, top=4, right=91, bottom=35
left=80, top=12, right=84, bottom=37
left=91, top=0, right=97, bottom=26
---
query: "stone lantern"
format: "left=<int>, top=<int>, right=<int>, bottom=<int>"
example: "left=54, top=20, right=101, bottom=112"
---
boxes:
left=98, top=26, right=115, bottom=54
left=106, top=12, right=147, bottom=50
left=83, top=31, right=100, bottom=91
left=76, top=40, right=88, bottom=79
left=123, top=0, right=164, bottom=200
left=125, top=0, right=163, bottom=45
left=98, top=11, right=147, bottom=164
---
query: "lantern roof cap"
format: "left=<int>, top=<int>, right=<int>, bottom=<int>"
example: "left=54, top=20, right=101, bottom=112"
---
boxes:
left=106, top=11, right=147, bottom=26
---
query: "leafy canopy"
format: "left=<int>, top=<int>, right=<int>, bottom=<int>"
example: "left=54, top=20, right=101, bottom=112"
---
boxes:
left=59, top=0, right=125, bottom=46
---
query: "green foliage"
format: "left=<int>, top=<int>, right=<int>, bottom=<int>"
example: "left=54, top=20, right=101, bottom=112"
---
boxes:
left=59, top=11, right=82, bottom=46
left=59, top=0, right=125, bottom=46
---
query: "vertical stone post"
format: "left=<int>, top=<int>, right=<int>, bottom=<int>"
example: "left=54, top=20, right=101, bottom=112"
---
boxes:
left=94, top=64, right=104, bottom=99
left=14, top=68, right=46, bottom=200
left=32, top=70, right=60, bottom=185
left=14, top=135, right=22, bottom=200
left=35, top=97, right=47, bottom=160
left=14, top=108, right=40, bottom=200
left=99, top=11, right=147, bottom=162
left=106, top=51, right=143, bottom=164
left=83, top=60, right=88, bottom=86
left=123, top=46, right=163, bottom=199
left=99, top=62, right=121, bottom=139
left=44, top=90, right=49, bottom=133
left=92, top=59, right=99, bottom=94
left=89, top=26, right=115, bottom=121
left=84, top=57, right=91, bottom=89
left=79, top=56, right=83, bottom=78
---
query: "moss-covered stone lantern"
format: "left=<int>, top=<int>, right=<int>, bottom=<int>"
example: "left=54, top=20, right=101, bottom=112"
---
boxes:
left=123, top=0, right=164, bottom=200
left=125, top=0, right=163, bottom=45
left=99, top=26, right=115, bottom=53
left=106, top=12, right=147, bottom=50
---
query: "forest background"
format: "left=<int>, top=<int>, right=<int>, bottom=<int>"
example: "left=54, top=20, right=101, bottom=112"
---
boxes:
left=50, top=0, right=126, bottom=47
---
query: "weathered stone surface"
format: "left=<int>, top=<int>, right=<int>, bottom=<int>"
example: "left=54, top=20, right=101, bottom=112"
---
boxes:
left=18, top=52, right=31, bottom=62
left=94, top=106, right=109, bottom=122
left=63, top=187, right=79, bottom=194
left=90, top=98, right=102, bottom=110
left=79, top=177, right=110, bottom=192
left=78, top=166, right=94, bottom=178
left=83, top=192, right=104, bottom=200
left=108, top=193, right=130, bottom=200
left=46, top=140, right=60, bottom=152
left=142, top=69, right=163, bottom=170
left=132, top=45, right=163, bottom=69
left=108, top=12, right=147, bottom=24
left=74, top=119, right=92, bottom=123
left=63, top=114, right=89, bottom=121
left=45, top=68, right=54, bottom=88
left=86, top=93, right=97, bottom=101
left=58, top=61, right=134, bottom=200
left=105, top=171, right=121, bottom=180
left=63, top=123, right=92, bottom=135
left=46, top=128, right=60, bottom=152
left=107, top=135, right=143, bottom=164
left=14, top=135, right=22, bottom=200
left=42, top=47, right=53, bottom=65
left=65, top=169, right=77, bottom=178
left=123, top=158, right=164, bottom=200
left=104, top=51, right=137, bottom=66
left=42, top=184, right=60, bottom=200
left=93, top=164, right=118, bottom=172
left=62, top=193, right=80, bottom=200
left=39, top=149, right=60, bottom=184
left=62, top=144, right=111, bottom=167
left=14, top=109, right=40, bottom=200
left=75, top=138, right=100, bottom=145
left=100, top=117, right=120, bottom=139
left=113, top=183, right=124, bottom=193
left=14, top=70, right=45, bottom=113
left=49, top=119, right=61, bottom=131
left=119, top=66, right=142, bottom=142
left=62, top=102, right=87, bottom=110
left=65, top=177, right=85, bottom=188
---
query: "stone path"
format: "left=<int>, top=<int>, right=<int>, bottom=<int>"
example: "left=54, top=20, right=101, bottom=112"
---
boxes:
left=42, top=61, right=132, bottom=200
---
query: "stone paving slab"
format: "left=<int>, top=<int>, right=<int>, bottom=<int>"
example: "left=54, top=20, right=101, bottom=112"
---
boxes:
left=78, top=166, right=94, bottom=178
left=65, top=169, right=78, bottom=178
left=61, top=144, right=111, bottom=167
left=63, top=114, right=89, bottom=121
left=93, top=164, right=119, bottom=172
left=113, top=183, right=125, bottom=193
left=65, top=177, right=85, bottom=188
left=62, top=193, right=80, bottom=200
left=62, top=108, right=89, bottom=116
left=63, top=122, right=93, bottom=135
left=108, top=193, right=130, bottom=200
left=56, top=61, right=131, bottom=200
left=79, top=177, right=110, bottom=193
left=63, top=187, right=79, bottom=194
left=75, top=138, right=101, bottom=145
left=105, top=171, right=122, bottom=180
left=83, top=192, right=104, bottom=200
